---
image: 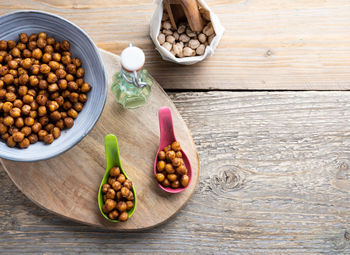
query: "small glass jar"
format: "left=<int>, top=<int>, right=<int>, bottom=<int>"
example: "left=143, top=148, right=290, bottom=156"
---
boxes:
left=111, top=44, right=153, bottom=109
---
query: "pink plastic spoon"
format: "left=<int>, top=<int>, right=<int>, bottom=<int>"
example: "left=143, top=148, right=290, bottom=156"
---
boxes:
left=154, top=107, right=192, bottom=193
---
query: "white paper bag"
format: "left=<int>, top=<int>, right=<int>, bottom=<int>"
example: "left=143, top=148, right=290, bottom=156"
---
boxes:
left=150, top=0, right=225, bottom=65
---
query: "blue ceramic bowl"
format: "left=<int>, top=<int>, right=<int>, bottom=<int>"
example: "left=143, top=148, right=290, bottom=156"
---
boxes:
left=0, top=10, right=107, bottom=162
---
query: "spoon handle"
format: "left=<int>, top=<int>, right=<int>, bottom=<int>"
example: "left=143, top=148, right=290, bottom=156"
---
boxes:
left=105, top=134, right=121, bottom=171
left=158, top=107, right=176, bottom=149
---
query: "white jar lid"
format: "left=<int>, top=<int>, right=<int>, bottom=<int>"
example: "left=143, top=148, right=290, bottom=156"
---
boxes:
left=121, top=44, right=145, bottom=72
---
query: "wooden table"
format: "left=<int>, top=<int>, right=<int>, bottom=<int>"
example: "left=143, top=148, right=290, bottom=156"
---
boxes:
left=1, top=1, right=350, bottom=254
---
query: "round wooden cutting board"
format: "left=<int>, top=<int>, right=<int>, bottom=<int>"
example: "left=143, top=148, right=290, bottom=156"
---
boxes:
left=0, top=49, right=200, bottom=230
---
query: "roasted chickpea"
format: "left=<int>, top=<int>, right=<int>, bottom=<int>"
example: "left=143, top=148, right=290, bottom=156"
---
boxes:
left=30, top=100, right=38, bottom=110
left=9, top=107, right=21, bottom=118
left=51, top=127, right=61, bottom=139
left=18, top=138, right=30, bottom=148
left=21, top=58, right=32, bottom=69
left=6, top=136, right=16, bottom=147
left=1, top=133, right=9, bottom=141
left=3, top=102, right=13, bottom=113
left=121, top=187, right=130, bottom=198
left=18, top=85, right=29, bottom=96
left=175, top=151, right=182, bottom=158
left=61, top=55, right=71, bottom=65
left=36, top=94, right=48, bottom=106
left=68, top=81, right=78, bottom=91
left=32, top=48, right=42, bottom=59
left=0, top=89, right=6, bottom=99
left=172, top=157, right=182, bottom=167
left=105, top=199, right=117, bottom=212
left=12, top=131, right=25, bottom=142
left=61, top=40, right=70, bottom=51
left=65, top=74, right=74, bottom=82
left=118, top=211, right=128, bottom=222
left=4, top=54, right=13, bottom=62
left=157, top=160, right=166, bottom=172
left=55, top=96, right=64, bottom=106
left=156, top=173, right=165, bottom=182
left=29, top=110, right=37, bottom=119
left=44, top=45, right=54, bottom=54
left=46, top=72, right=57, bottom=83
left=13, top=100, right=23, bottom=109
left=117, top=201, right=127, bottom=212
left=5, top=92, right=16, bottom=102
left=52, top=52, right=61, bottom=62
left=37, top=37, right=47, bottom=49
left=4, top=74, right=14, bottom=85
left=39, top=116, right=49, bottom=127
left=3, top=116, right=14, bottom=126
left=23, top=94, right=34, bottom=104
left=64, top=117, right=74, bottom=128
left=29, top=75, right=39, bottom=87
left=171, top=180, right=180, bottom=189
left=165, top=163, right=175, bottom=174
left=117, top=174, right=126, bottom=184
left=38, top=129, right=48, bottom=140
left=0, top=80, right=3, bottom=89
left=167, top=174, right=178, bottom=182
left=166, top=150, right=176, bottom=161
left=45, top=123, right=55, bottom=132
left=21, top=104, right=31, bottom=115
left=56, top=119, right=64, bottom=129
left=110, top=167, right=121, bottom=177
left=76, top=67, right=85, bottom=78
left=20, top=127, right=31, bottom=137
left=22, top=49, right=32, bottom=58
left=28, top=134, right=38, bottom=144
left=15, top=117, right=24, bottom=128
left=27, top=41, right=37, bottom=51
left=8, top=126, right=19, bottom=135
left=81, top=83, right=92, bottom=93
left=55, top=68, right=66, bottom=79
left=48, top=61, right=60, bottom=70
left=0, top=40, right=7, bottom=50
left=8, top=60, right=18, bottom=69
left=123, top=180, right=132, bottom=190
left=39, top=79, right=48, bottom=89
left=47, top=101, right=59, bottom=111
left=181, top=175, right=190, bottom=187
left=106, top=188, right=116, bottom=199
left=7, top=40, right=16, bottom=49
left=109, top=210, right=119, bottom=220
left=11, top=47, right=21, bottom=58
left=116, top=191, right=122, bottom=201
left=112, top=181, right=122, bottom=191
left=176, top=165, right=187, bottom=175
left=79, top=94, right=88, bottom=103
left=19, top=33, right=28, bottom=43
left=46, top=37, right=55, bottom=45
left=126, top=201, right=134, bottom=210
left=72, top=58, right=82, bottom=67
left=24, top=117, right=35, bottom=126
left=43, top=134, right=54, bottom=144
left=38, top=106, right=47, bottom=116
left=102, top=183, right=110, bottom=193
left=31, top=122, right=42, bottom=133
left=0, top=66, right=8, bottom=76
left=69, top=92, right=79, bottom=103
left=0, top=123, right=7, bottom=135
left=162, top=178, right=170, bottom=187
left=50, top=111, right=61, bottom=121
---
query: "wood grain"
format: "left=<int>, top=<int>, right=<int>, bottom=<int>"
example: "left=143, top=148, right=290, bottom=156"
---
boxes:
left=0, top=50, right=200, bottom=230
left=1, top=0, right=350, bottom=90
left=2, top=91, right=350, bottom=253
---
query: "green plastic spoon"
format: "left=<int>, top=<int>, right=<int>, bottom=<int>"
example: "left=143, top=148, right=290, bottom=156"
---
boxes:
left=98, top=134, right=137, bottom=222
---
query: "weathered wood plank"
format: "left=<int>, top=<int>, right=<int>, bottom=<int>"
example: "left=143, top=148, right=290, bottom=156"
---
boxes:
left=1, top=1, right=350, bottom=90
left=1, top=91, right=350, bottom=254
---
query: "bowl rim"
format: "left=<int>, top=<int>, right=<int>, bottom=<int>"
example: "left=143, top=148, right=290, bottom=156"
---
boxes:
left=0, top=10, right=108, bottom=162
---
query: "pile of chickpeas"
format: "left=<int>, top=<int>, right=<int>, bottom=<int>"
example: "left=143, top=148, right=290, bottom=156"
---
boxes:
left=155, top=141, right=190, bottom=188
left=0, top=32, right=91, bottom=148
left=101, top=167, right=135, bottom=221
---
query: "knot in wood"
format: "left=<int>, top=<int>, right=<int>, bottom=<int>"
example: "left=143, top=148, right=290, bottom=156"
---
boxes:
left=209, top=168, right=245, bottom=194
